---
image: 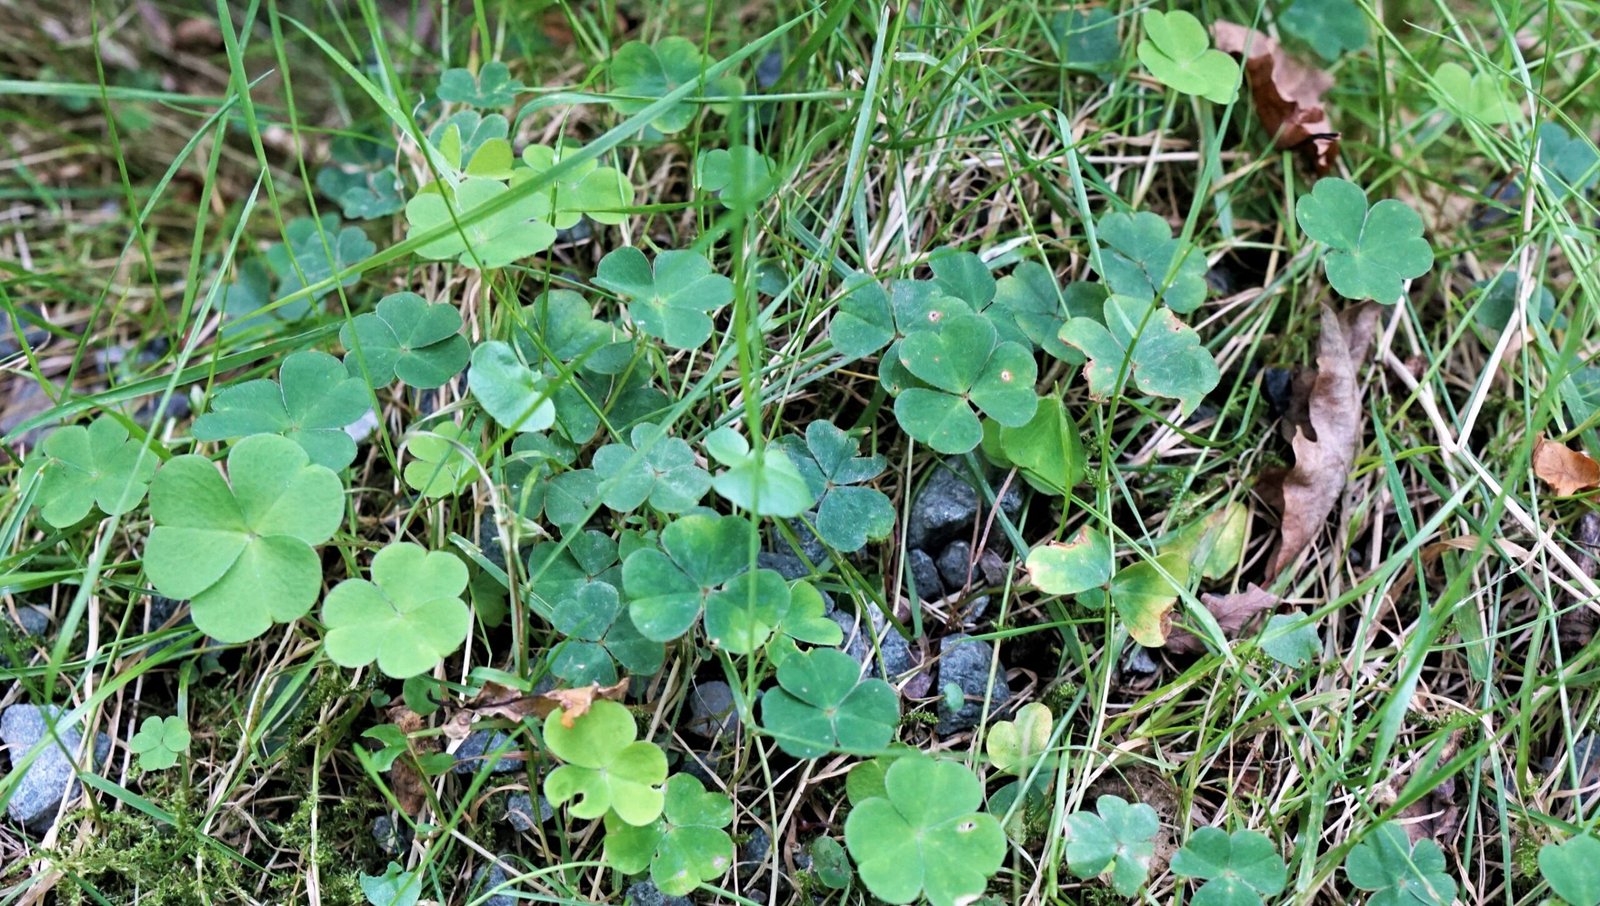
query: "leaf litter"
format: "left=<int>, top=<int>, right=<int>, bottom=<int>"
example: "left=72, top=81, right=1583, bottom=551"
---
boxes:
left=1212, top=22, right=1340, bottom=173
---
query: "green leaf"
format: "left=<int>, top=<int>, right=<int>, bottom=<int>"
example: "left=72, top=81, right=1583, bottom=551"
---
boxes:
left=360, top=861, right=421, bottom=906
left=322, top=543, right=472, bottom=679
left=603, top=773, right=734, bottom=896
left=774, top=420, right=894, bottom=553
left=316, top=163, right=404, bottom=220
left=1095, top=211, right=1208, bottom=314
left=25, top=415, right=157, bottom=527
left=842, top=753, right=1006, bottom=906
left=1278, top=0, right=1367, bottom=61
left=1536, top=122, right=1600, bottom=199
left=1259, top=613, right=1321, bottom=667
left=145, top=434, right=344, bottom=643
left=1059, top=294, right=1219, bottom=415
left=929, top=248, right=996, bottom=308
left=264, top=215, right=376, bottom=301
left=759, top=647, right=899, bottom=758
left=1433, top=62, right=1515, bottom=125
left=427, top=112, right=509, bottom=173
left=622, top=513, right=753, bottom=642
left=1025, top=527, right=1113, bottom=595
left=985, top=701, right=1053, bottom=777
left=127, top=715, right=191, bottom=771
left=989, top=261, right=1103, bottom=361
left=779, top=580, right=845, bottom=647
left=468, top=341, right=556, bottom=434
left=809, top=836, right=853, bottom=889
left=1051, top=8, right=1121, bottom=72
left=1471, top=273, right=1557, bottom=337
left=437, top=61, right=524, bottom=107
left=405, top=176, right=556, bottom=269
left=192, top=350, right=371, bottom=472
left=1344, top=823, right=1456, bottom=906
left=1136, top=10, right=1240, bottom=104
left=1160, top=502, right=1248, bottom=582
left=703, top=426, right=817, bottom=518
left=516, top=141, right=634, bottom=227
left=1063, top=795, right=1161, bottom=897
left=696, top=147, right=777, bottom=210
left=592, top=423, right=710, bottom=514
left=222, top=258, right=306, bottom=333
left=1110, top=554, right=1190, bottom=647
left=991, top=398, right=1086, bottom=495
left=831, top=278, right=895, bottom=360
left=340, top=292, right=469, bottom=389
left=1171, top=827, right=1287, bottom=906
left=893, top=314, right=1039, bottom=454
left=1295, top=177, right=1434, bottom=302
left=403, top=421, right=477, bottom=498
left=516, top=289, right=634, bottom=372
left=704, top=567, right=789, bottom=654
left=593, top=247, right=733, bottom=350
left=608, top=38, right=743, bottom=134
left=543, top=699, right=667, bottom=826
left=1540, top=836, right=1600, bottom=906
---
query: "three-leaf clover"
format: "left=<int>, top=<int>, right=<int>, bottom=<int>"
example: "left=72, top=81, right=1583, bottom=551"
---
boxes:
left=1052, top=8, right=1121, bottom=73
left=264, top=215, right=376, bottom=301
left=468, top=341, right=556, bottom=434
left=437, top=61, right=524, bottom=107
left=775, top=420, right=894, bottom=553
left=1137, top=10, right=1240, bottom=104
left=759, top=647, right=899, bottom=758
left=360, top=862, right=421, bottom=906
left=830, top=279, right=896, bottom=360
left=1433, top=62, right=1515, bottom=125
left=1063, top=794, right=1161, bottom=897
left=592, top=423, right=711, bottom=514
left=1110, top=554, right=1190, bottom=647
left=608, top=38, right=743, bottom=134
left=703, top=426, right=816, bottom=518
left=341, top=292, right=469, bottom=389
left=1171, top=827, right=1288, bottom=906
left=1026, top=527, right=1114, bottom=596
left=543, top=699, right=668, bottom=826
left=322, top=543, right=472, bottom=679
left=622, top=513, right=753, bottom=641
left=529, top=532, right=664, bottom=685
left=893, top=313, right=1039, bottom=454
left=1294, top=177, right=1434, bottom=303
left=1278, top=0, right=1367, bottom=61
left=592, top=247, right=734, bottom=350
left=603, top=773, right=735, bottom=896
left=1095, top=211, right=1208, bottom=314
left=842, top=753, right=1006, bottom=906
left=427, top=111, right=509, bottom=174
left=1059, top=293, right=1220, bottom=415
left=516, top=142, right=634, bottom=228
left=192, top=350, right=371, bottom=471
left=405, top=176, right=555, bottom=269
left=1344, top=822, right=1456, bottom=906
left=1539, top=835, right=1600, bottom=906
left=403, top=421, right=477, bottom=498
left=24, top=415, right=157, bottom=528
left=989, top=261, right=1104, bottom=362
left=696, top=147, right=777, bottom=209
left=316, top=160, right=404, bottom=220
left=145, top=434, right=344, bottom=643
left=1536, top=122, right=1600, bottom=199
left=127, top=715, right=191, bottom=771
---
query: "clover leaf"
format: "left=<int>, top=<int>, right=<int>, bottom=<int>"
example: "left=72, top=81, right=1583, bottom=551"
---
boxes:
left=592, top=247, right=733, bottom=350
left=516, top=289, right=634, bottom=374
left=405, top=176, right=555, bottom=269
left=127, top=715, right=191, bottom=771
left=1344, top=822, right=1456, bottom=906
left=703, top=426, right=816, bottom=518
left=1137, top=10, right=1240, bottom=104
left=360, top=862, right=421, bottom=906
left=1026, top=527, right=1114, bottom=596
left=696, top=147, right=777, bottom=210
left=990, top=261, right=1104, bottom=362
left=426, top=111, right=509, bottom=174
left=809, top=836, right=854, bottom=889
left=1539, top=835, right=1600, bottom=906
left=1095, top=211, right=1208, bottom=314
left=222, top=258, right=309, bottom=334
left=1171, top=827, right=1287, bottom=906
left=543, top=699, right=667, bottom=826
left=703, top=567, right=790, bottom=654
left=322, top=543, right=471, bottom=679
left=516, top=142, right=634, bottom=228
left=437, top=61, right=523, bottom=107
left=843, top=752, right=1006, bottom=906
left=403, top=422, right=477, bottom=498
left=145, top=434, right=343, bottom=643
left=608, top=37, right=743, bottom=134
left=1059, top=293, right=1220, bottom=415
left=603, top=773, right=735, bottom=896
left=1294, top=177, right=1434, bottom=302
left=530, top=532, right=664, bottom=685
left=24, top=415, right=157, bottom=528
left=1052, top=8, right=1121, bottom=72
left=986, top=701, right=1054, bottom=778
left=1111, top=553, right=1190, bottom=647
left=622, top=513, right=753, bottom=641
left=1063, top=795, right=1161, bottom=897
left=893, top=313, right=1039, bottom=454
left=775, top=420, right=894, bottom=553
left=316, top=162, right=404, bottom=220
left=264, top=215, right=376, bottom=301
left=191, top=350, right=371, bottom=471
left=592, top=423, right=710, bottom=514
left=830, top=279, right=895, bottom=360
left=1536, top=122, right=1600, bottom=199
left=759, top=647, right=898, bottom=758
left=985, top=397, right=1087, bottom=496
left=779, top=580, right=845, bottom=647
left=1279, top=0, right=1367, bottom=61
left=468, top=341, right=556, bottom=434
left=340, top=292, right=469, bottom=389
left=1433, top=62, right=1515, bottom=125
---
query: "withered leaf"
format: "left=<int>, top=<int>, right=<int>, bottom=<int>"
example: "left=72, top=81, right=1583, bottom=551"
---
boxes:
left=1533, top=435, right=1600, bottom=497
left=1266, top=303, right=1379, bottom=577
left=1164, top=583, right=1279, bottom=654
left=466, top=678, right=630, bottom=730
left=1211, top=22, right=1340, bottom=173
left=384, top=701, right=433, bottom=817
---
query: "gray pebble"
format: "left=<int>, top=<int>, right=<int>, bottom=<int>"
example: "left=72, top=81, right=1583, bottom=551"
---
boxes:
left=741, top=825, right=772, bottom=868
left=686, top=681, right=738, bottom=740
left=470, top=858, right=518, bottom=906
left=906, top=460, right=1021, bottom=552
left=907, top=548, right=944, bottom=602
left=504, top=792, right=553, bottom=831
left=5, top=604, right=49, bottom=637
left=756, top=50, right=784, bottom=90
left=758, top=549, right=811, bottom=581
left=371, top=814, right=411, bottom=855
left=626, top=881, right=693, bottom=906
left=935, top=634, right=1012, bottom=735
left=936, top=542, right=975, bottom=591
left=0, top=705, right=112, bottom=834
left=451, top=729, right=525, bottom=775
left=831, top=607, right=913, bottom=679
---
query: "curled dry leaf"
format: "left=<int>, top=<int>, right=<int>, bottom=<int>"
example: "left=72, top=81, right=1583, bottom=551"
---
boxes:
left=1533, top=435, right=1600, bottom=497
left=1264, top=303, right=1379, bottom=578
left=386, top=702, right=433, bottom=817
left=1559, top=513, right=1600, bottom=650
left=1397, top=730, right=1464, bottom=845
left=467, top=678, right=631, bottom=729
left=1164, top=583, right=1279, bottom=655
left=1211, top=22, right=1339, bottom=173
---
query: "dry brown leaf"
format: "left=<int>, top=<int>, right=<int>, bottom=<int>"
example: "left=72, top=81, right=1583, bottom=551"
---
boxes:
left=1164, top=584, right=1279, bottom=655
left=1398, top=731, right=1464, bottom=845
left=465, top=678, right=630, bottom=730
left=1211, top=22, right=1340, bottom=173
left=1534, top=435, right=1600, bottom=497
left=385, top=702, right=432, bottom=817
left=1266, top=303, right=1379, bottom=577
left=1560, top=513, right=1600, bottom=650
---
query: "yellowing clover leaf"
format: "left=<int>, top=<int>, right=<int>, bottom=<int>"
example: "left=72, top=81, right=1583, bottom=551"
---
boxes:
left=405, top=176, right=555, bottom=269
left=24, top=415, right=157, bottom=528
left=603, top=773, right=735, bottom=896
left=1058, top=294, right=1220, bottom=415
left=1294, top=177, right=1434, bottom=302
left=1026, top=526, right=1114, bottom=596
left=1137, top=10, right=1240, bottom=104
left=436, top=61, right=524, bottom=107
left=127, top=715, right=191, bottom=771
left=1110, top=553, right=1190, bottom=647
left=515, top=142, right=634, bottom=228
left=322, top=543, right=471, bottom=679
left=340, top=292, right=468, bottom=390
left=543, top=699, right=667, bottom=826
left=145, top=434, right=343, bottom=643
left=191, top=350, right=371, bottom=471
left=1433, top=62, right=1516, bottom=125
left=893, top=313, right=1039, bottom=455
left=593, top=247, right=734, bottom=350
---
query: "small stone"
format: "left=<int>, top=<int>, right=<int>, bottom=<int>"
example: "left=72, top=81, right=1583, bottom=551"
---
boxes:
left=686, top=680, right=738, bottom=740
left=470, top=858, right=518, bottom=906
left=555, top=219, right=593, bottom=246
left=906, top=460, right=1022, bottom=552
left=1261, top=367, right=1295, bottom=419
left=831, top=607, right=914, bottom=679
left=741, top=825, right=772, bottom=869
left=371, top=814, right=411, bottom=855
left=936, top=542, right=974, bottom=591
left=626, top=881, right=693, bottom=906
left=143, top=596, right=182, bottom=633
left=451, top=730, right=525, bottom=775
left=756, top=50, right=784, bottom=90
left=5, top=604, right=49, bottom=637
left=504, top=792, right=553, bottom=832
left=758, top=549, right=811, bottom=581
left=779, top=513, right=831, bottom=566
left=907, top=548, right=944, bottom=601
left=935, top=634, right=1012, bottom=735
left=1470, top=175, right=1522, bottom=232
left=0, top=705, right=112, bottom=834
left=1119, top=645, right=1161, bottom=693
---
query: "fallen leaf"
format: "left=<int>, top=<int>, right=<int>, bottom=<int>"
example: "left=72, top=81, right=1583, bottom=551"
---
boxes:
left=466, top=678, right=630, bottom=729
left=1559, top=513, right=1600, bottom=650
left=1534, top=435, right=1600, bottom=497
left=1212, top=22, right=1340, bottom=173
left=385, top=702, right=432, bottom=817
left=1265, top=303, right=1379, bottom=577
left=1397, top=731, right=1464, bottom=845
left=1164, top=583, right=1279, bottom=654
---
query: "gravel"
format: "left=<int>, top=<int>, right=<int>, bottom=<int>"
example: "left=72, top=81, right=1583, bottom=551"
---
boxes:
left=935, top=634, right=1013, bottom=735
left=0, top=704, right=112, bottom=833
